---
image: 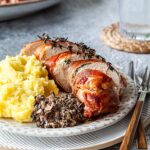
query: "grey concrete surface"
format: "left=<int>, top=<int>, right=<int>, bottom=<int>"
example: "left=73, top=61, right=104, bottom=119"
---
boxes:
left=0, top=0, right=150, bottom=149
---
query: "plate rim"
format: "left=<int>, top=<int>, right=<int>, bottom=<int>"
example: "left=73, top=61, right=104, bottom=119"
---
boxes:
left=74, top=117, right=150, bottom=150
left=0, top=0, right=49, bottom=7
left=0, top=73, right=138, bottom=138
left=1, top=115, right=150, bottom=150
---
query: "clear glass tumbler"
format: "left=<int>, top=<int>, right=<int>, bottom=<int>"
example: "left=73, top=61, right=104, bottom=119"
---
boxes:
left=119, top=0, right=150, bottom=41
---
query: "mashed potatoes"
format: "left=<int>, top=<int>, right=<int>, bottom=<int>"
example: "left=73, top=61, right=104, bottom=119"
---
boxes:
left=0, top=55, right=58, bottom=122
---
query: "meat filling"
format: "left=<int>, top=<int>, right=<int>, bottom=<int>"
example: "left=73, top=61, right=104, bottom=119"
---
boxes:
left=31, top=93, right=86, bottom=128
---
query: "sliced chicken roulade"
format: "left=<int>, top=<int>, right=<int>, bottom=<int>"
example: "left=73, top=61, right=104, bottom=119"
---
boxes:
left=20, top=36, right=126, bottom=118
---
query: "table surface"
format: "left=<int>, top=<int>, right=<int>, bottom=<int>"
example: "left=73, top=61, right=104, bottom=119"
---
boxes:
left=0, top=0, right=150, bottom=149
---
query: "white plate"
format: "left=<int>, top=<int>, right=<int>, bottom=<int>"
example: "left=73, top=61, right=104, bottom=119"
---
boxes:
left=1, top=95, right=150, bottom=150
left=0, top=0, right=61, bottom=21
left=0, top=74, right=137, bottom=137
left=0, top=116, right=131, bottom=150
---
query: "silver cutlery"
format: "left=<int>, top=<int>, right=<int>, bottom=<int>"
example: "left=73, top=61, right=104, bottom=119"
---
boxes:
left=128, top=61, right=147, bottom=149
left=120, top=64, right=150, bottom=150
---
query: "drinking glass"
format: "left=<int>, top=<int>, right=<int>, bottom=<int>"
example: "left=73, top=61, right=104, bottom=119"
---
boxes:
left=119, top=0, right=150, bottom=41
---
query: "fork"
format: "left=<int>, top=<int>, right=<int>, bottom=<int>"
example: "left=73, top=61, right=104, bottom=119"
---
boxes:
left=120, top=65, right=150, bottom=150
left=128, top=61, right=147, bottom=149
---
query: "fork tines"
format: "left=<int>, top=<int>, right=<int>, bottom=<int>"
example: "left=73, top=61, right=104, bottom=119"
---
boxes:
left=141, top=67, right=148, bottom=89
left=128, top=62, right=150, bottom=91
left=128, top=61, right=134, bottom=80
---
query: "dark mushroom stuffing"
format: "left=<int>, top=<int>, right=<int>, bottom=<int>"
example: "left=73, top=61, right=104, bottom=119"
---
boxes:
left=31, top=93, right=86, bottom=128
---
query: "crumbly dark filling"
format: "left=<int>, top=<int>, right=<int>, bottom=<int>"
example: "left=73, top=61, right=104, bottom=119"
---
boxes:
left=31, top=93, right=86, bottom=128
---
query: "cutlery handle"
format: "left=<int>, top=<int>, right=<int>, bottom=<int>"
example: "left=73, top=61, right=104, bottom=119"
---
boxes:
left=120, top=100, right=144, bottom=150
left=137, top=118, right=148, bottom=149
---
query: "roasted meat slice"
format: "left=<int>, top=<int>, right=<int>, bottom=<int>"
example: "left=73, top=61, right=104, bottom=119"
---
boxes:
left=68, top=59, right=124, bottom=96
left=20, top=37, right=105, bottom=62
left=20, top=40, right=45, bottom=56
left=73, top=69, right=119, bottom=118
left=45, top=51, right=83, bottom=92
left=21, top=40, right=66, bottom=61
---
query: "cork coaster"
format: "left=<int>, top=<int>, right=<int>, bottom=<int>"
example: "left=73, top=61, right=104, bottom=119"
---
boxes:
left=101, top=23, right=150, bottom=53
